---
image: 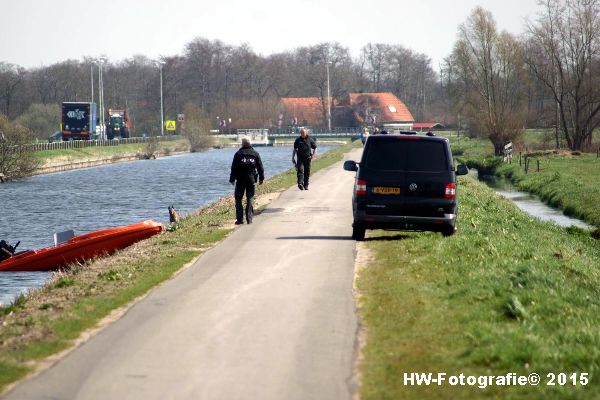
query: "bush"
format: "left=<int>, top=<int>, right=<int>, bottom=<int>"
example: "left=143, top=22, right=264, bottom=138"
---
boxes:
left=182, top=103, right=214, bottom=152
left=0, top=114, right=40, bottom=180
left=14, top=103, right=60, bottom=140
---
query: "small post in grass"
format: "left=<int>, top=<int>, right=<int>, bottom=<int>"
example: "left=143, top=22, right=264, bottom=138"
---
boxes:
left=519, top=152, right=522, bottom=166
left=537, top=159, right=540, bottom=172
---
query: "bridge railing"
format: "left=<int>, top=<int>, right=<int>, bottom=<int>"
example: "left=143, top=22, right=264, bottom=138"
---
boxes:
left=268, top=127, right=362, bottom=135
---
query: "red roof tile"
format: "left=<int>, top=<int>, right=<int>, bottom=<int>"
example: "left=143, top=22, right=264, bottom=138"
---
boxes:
left=279, top=98, right=334, bottom=127
left=343, top=93, right=414, bottom=123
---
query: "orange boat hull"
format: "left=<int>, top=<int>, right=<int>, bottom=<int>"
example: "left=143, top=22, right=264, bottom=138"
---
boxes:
left=0, top=220, right=163, bottom=272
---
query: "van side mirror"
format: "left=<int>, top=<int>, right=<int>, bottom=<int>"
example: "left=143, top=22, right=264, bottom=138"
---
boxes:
left=456, top=164, right=469, bottom=176
left=343, top=160, right=358, bottom=172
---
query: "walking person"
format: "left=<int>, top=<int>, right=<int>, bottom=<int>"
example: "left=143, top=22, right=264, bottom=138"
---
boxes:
left=361, top=127, right=370, bottom=145
left=292, top=128, right=317, bottom=190
left=229, top=137, right=264, bottom=224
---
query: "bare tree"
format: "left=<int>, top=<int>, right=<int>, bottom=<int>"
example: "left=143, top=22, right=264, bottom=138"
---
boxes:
left=361, top=43, right=390, bottom=92
left=447, top=7, right=526, bottom=154
left=358, top=44, right=440, bottom=121
left=525, top=0, right=600, bottom=150
left=0, top=63, right=26, bottom=118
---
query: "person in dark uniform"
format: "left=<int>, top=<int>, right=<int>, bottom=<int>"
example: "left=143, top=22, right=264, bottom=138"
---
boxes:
left=229, top=137, right=264, bottom=224
left=292, top=128, right=317, bottom=190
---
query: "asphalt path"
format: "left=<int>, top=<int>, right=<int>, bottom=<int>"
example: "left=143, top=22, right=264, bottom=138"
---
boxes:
left=4, top=149, right=362, bottom=400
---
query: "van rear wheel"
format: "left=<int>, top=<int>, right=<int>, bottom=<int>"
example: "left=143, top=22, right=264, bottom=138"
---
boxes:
left=442, top=226, right=456, bottom=237
left=352, top=225, right=366, bottom=241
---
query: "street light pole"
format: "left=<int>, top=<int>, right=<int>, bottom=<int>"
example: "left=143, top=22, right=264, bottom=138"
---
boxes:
left=326, top=61, right=332, bottom=131
left=98, top=56, right=107, bottom=140
left=157, top=61, right=165, bottom=136
left=97, top=60, right=101, bottom=139
left=90, top=63, right=94, bottom=104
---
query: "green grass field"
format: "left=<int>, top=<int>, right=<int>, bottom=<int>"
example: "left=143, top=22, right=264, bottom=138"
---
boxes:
left=357, top=176, right=600, bottom=399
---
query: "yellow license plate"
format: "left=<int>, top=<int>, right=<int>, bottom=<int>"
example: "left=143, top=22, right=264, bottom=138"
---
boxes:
left=373, top=187, right=400, bottom=194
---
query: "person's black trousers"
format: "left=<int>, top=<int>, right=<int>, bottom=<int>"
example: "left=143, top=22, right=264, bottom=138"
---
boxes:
left=234, top=180, right=256, bottom=223
left=296, top=158, right=311, bottom=188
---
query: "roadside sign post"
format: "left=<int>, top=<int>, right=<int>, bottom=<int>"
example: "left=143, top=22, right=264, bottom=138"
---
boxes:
left=165, top=120, right=176, bottom=134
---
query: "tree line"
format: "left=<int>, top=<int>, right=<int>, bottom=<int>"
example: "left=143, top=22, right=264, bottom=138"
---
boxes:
left=445, top=0, right=600, bottom=153
left=2, top=0, right=600, bottom=153
left=0, top=41, right=443, bottom=140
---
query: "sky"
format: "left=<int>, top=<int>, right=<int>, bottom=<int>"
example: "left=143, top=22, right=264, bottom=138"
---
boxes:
left=0, top=0, right=541, bottom=69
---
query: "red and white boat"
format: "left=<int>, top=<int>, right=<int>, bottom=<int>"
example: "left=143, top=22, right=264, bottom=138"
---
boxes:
left=0, top=220, right=163, bottom=272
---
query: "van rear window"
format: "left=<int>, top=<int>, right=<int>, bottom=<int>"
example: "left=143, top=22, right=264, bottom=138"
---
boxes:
left=365, top=140, right=449, bottom=171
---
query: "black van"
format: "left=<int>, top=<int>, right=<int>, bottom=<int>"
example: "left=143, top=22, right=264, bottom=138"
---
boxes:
left=343, top=133, right=468, bottom=240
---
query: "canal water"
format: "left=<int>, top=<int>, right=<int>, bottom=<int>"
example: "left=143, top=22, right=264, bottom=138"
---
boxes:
left=478, top=174, right=593, bottom=230
left=0, top=145, right=335, bottom=305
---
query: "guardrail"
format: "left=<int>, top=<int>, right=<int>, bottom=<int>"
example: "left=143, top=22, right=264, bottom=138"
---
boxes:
left=25, top=135, right=182, bottom=152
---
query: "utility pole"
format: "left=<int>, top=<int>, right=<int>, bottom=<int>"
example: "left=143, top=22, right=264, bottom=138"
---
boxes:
left=326, top=61, right=332, bottom=131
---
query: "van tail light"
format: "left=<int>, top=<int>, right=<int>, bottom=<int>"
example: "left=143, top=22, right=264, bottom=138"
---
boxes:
left=356, top=179, right=367, bottom=196
left=445, top=182, right=456, bottom=199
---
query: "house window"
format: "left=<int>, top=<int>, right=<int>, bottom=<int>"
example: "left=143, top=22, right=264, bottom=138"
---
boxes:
left=387, top=105, right=397, bottom=113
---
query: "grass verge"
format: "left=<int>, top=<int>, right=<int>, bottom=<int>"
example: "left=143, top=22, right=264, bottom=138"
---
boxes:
left=357, top=176, right=600, bottom=399
left=34, top=139, right=191, bottom=163
left=0, top=139, right=361, bottom=393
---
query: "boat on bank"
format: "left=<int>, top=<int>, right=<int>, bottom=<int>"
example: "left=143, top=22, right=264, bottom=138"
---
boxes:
left=0, top=220, right=163, bottom=272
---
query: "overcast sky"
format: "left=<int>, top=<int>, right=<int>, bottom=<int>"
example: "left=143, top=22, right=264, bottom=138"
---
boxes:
left=1, top=0, right=540, bottom=69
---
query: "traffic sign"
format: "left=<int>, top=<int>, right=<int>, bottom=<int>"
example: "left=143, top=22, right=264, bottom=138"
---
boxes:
left=165, top=120, right=176, bottom=131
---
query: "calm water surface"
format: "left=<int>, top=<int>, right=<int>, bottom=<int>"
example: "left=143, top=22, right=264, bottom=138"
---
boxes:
left=0, top=145, right=335, bottom=305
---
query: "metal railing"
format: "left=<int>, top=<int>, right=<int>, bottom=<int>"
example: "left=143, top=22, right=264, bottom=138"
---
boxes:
left=25, top=135, right=182, bottom=152
left=268, top=132, right=360, bottom=138
left=268, top=126, right=362, bottom=135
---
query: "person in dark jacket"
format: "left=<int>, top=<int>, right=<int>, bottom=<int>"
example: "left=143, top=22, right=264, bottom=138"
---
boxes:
left=292, top=128, right=317, bottom=190
left=229, top=137, right=264, bottom=224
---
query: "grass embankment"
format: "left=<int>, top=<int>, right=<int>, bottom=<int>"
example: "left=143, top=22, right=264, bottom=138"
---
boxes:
left=495, top=154, right=600, bottom=229
left=455, top=133, right=600, bottom=230
left=34, top=139, right=191, bottom=164
left=0, top=140, right=361, bottom=393
left=358, top=176, right=600, bottom=400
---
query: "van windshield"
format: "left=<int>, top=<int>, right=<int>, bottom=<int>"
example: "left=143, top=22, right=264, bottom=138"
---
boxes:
left=365, top=139, right=449, bottom=172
